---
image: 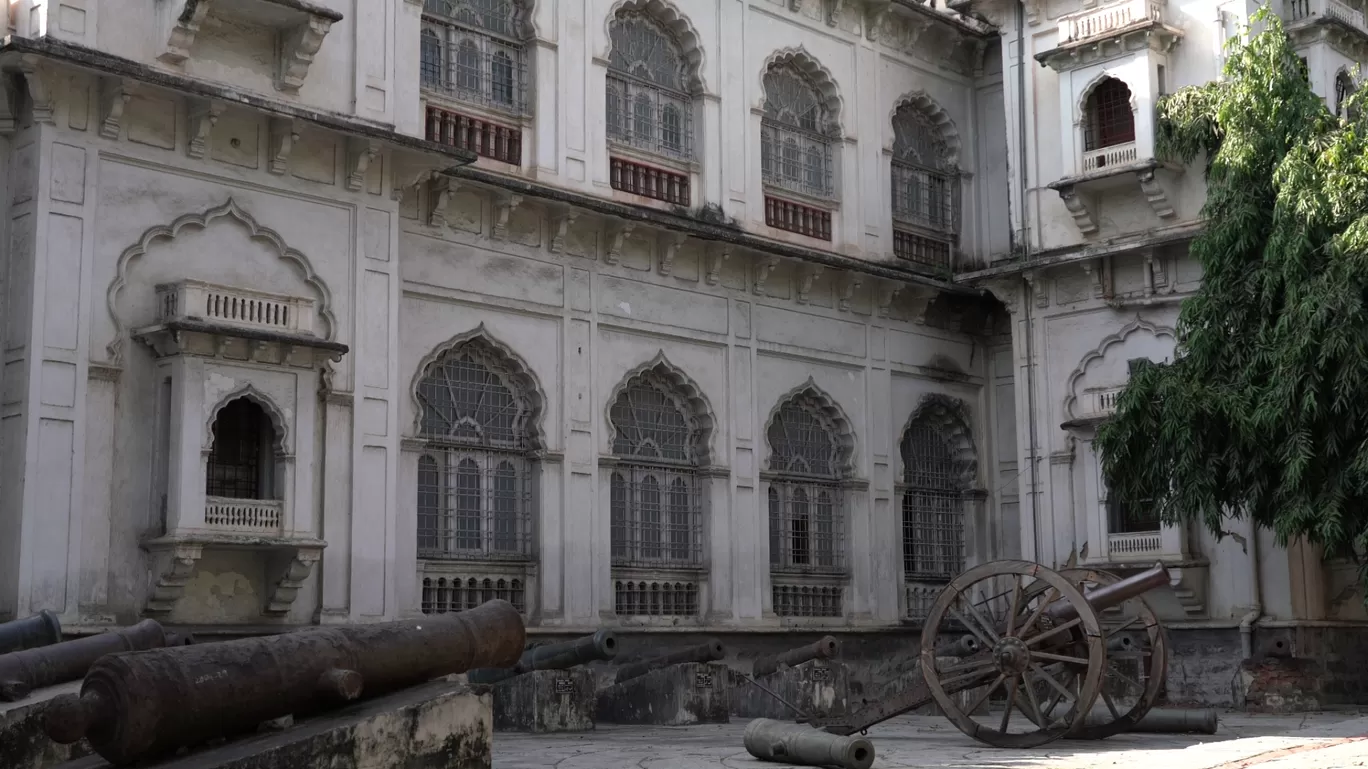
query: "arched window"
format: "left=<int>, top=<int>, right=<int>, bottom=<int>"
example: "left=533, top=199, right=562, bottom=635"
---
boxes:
left=415, top=341, right=534, bottom=563
left=1083, top=77, right=1135, bottom=153
left=608, top=366, right=707, bottom=617
left=1336, top=70, right=1358, bottom=121
left=767, top=394, right=847, bottom=618
left=606, top=13, right=693, bottom=160
left=890, top=103, right=958, bottom=270
left=206, top=398, right=279, bottom=501
left=761, top=67, right=835, bottom=200
left=421, top=0, right=528, bottom=114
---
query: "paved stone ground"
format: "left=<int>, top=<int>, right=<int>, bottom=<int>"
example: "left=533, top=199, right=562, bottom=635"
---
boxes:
left=493, top=711, right=1368, bottom=769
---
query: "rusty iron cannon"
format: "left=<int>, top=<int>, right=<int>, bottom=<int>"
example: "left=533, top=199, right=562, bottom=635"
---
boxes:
left=744, top=718, right=874, bottom=769
left=0, top=619, right=169, bottom=702
left=614, top=639, right=727, bottom=684
left=467, top=629, right=619, bottom=684
left=44, top=599, right=525, bottom=766
left=802, top=560, right=1171, bottom=748
left=752, top=636, right=840, bottom=678
left=0, top=610, right=62, bottom=655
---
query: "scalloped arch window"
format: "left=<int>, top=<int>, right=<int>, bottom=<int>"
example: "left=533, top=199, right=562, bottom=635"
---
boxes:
left=421, top=0, right=528, bottom=114
left=761, top=67, right=835, bottom=200
left=206, top=398, right=279, bottom=501
left=890, top=102, right=959, bottom=270
left=606, top=13, right=693, bottom=162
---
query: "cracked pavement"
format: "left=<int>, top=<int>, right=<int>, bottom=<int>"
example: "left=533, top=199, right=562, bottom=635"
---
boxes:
left=493, top=711, right=1368, bottom=769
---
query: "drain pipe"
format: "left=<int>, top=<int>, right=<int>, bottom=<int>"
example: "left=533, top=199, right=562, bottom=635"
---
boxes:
left=1014, top=0, right=1042, bottom=561
left=1238, top=518, right=1262, bottom=659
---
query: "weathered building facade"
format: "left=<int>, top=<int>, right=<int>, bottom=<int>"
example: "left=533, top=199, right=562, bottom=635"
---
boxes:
left=0, top=0, right=1364, bottom=705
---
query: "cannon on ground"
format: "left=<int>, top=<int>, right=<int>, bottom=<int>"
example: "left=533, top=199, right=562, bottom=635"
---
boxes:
left=0, top=619, right=169, bottom=701
left=802, top=560, right=1172, bottom=748
left=744, top=718, right=874, bottom=769
left=753, top=636, right=839, bottom=678
left=43, top=599, right=526, bottom=766
left=613, top=639, right=726, bottom=684
left=0, top=610, right=62, bottom=655
left=468, top=629, right=618, bottom=684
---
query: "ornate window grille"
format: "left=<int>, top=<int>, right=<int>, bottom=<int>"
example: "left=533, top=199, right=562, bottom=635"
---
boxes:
left=415, top=343, right=535, bottom=561
left=606, top=14, right=694, bottom=162
left=900, top=421, right=966, bottom=580
left=1084, top=78, right=1135, bottom=151
left=609, top=369, right=706, bottom=617
left=761, top=68, right=835, bottom=200
left=890, top=104, right=958, bottom=272
left=206, top=398, right=277, bottom=500
left=767, top=398, right=846, bottom=618
left=420, top=0, right=528, bottom=115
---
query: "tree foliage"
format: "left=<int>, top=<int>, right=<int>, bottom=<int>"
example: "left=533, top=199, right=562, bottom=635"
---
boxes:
left=1095, top=12, right=1368, bottom=577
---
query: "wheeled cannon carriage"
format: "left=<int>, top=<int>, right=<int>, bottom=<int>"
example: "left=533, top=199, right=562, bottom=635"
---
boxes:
left=802, top=559, right=1170, bottom=749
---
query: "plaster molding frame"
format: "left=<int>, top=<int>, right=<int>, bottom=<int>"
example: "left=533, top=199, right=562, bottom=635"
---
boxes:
left=604, top=351, right=717, bottom=466
left=1062, top=316, right=1175, bottom=421
left=763, top=377, right=859, bottom=478
left=758, top=47, right=845, bottom=136
left=105, top=198, right=337, bottom=364
left=408, top=324, right=549, bottom=451
left=888, top=90, right=963, bottom=168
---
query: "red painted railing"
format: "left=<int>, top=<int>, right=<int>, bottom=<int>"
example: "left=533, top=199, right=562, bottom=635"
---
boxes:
left=765, top=195, right=832, bottom=241
left=426, top=105, right=522, bottom=165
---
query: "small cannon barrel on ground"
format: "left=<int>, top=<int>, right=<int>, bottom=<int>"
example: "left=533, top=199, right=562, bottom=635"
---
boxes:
left=0, top=610, right=62, bottom=655
left=614, top=639, right=726, bottom=684
left=753, top=636, right=839, bottom=678
left=468, top=629, right=619, bottom=684
left=0, top=619, right=169, bottom=702
left=1085, top=707, right=1218, bottom=735
left=744, top=718, right=875, bottom=769
left=43, top=599, right=526, bottom=767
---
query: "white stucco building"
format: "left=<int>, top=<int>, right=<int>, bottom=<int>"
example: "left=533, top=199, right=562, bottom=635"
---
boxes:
left=0, top=0, right=1364, bottom=703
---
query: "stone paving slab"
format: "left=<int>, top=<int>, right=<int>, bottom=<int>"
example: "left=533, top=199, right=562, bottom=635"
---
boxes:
left=493, top=711, right=1368, bottom=769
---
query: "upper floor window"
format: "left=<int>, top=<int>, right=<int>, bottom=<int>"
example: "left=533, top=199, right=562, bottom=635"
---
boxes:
left=1336, top=70, right=1358, bottom=121
left=206, top=398, right=279, bottom=501
left=606, top=14, right=693, bottom=161
left=421, top=0, right=529, bottom=115
left=891, top=102, right=959, bottom=270
left=1083, top=77, right=1135, bottom=152
left=415, top=341, right=536, bottom=561
left=761, top=67, right=836, bottom=200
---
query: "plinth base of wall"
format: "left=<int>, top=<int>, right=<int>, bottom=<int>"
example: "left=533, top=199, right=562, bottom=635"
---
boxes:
left=491, top=669, right=596, bottom=732
left=730, top=660, right=850, bottom=720
left=596, top=662, right=731, bottom=725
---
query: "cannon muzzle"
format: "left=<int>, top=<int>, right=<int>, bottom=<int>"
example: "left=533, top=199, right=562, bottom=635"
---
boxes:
left=44, top=599, right=525, bottom=766
left=468, top=629, right=619, bottom=684
left=0, top=619, right=168, bottom=702
left=0, top=610, right=62, bottom=655
left=614, top=639, right=726, bottom=684
left=744, top=718, right=874, bottom=769
left=1046, top=563, right=1169, bottom=623
left=753, top=636, right=839, bottom=678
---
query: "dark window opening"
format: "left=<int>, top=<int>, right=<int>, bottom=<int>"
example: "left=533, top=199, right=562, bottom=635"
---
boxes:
left=1084, top=78, right=1136, bottom=151
left=206, top=398, right=276, bottom=500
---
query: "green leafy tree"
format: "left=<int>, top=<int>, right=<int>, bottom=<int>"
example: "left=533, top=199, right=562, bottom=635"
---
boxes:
left=1095, top=11, right=1368, bottom=578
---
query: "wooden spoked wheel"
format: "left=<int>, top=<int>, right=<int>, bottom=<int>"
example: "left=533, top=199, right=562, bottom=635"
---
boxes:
left=919, top=560, right=1107, bottom=748
left=1049, top=568, right=1168, bottom=739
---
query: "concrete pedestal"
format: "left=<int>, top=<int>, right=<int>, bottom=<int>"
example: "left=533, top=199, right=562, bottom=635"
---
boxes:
left=596, top=662, right=730, bottom=725
left=1, top=681, right=94, bottom=769
left=731, top=660, right=850, bottom=720
left=52, top=680, right=492, bottom=769
left=491, top=669, right=596, bottom=733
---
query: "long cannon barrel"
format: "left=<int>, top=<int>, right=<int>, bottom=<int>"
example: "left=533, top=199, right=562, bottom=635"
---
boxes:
left=0, top=619, right=168, bottom=702
left=614, top=639, right=726, bottom=684
left=43, top=599, right=525, bottom=767
left=468, top=629, right=619, bottom=684
left=1100, top=707, right=1218, bottom=735
left=1046, top=562, right=1169, bottom=623
left=753, top=636, right=839, bottom=678
left=744, top=718, right=875, bottom=769
left=0, top=610, right=62, bottom=655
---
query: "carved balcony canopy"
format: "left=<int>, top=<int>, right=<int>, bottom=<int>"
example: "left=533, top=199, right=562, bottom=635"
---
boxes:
left=1036, top=0, right=1183, bottom=72
left=1049, top=159, right=1183, bottom=237
left=160, top=0, right=344, bottom=92
left=134, top=280, right=348, bottom=367
left=1284, top=0, right=1368, bottom=59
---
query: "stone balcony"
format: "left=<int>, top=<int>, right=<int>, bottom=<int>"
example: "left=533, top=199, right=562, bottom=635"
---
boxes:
left=156, top=279, right=318, bottom=337
left=1284, top=0, right=1368, bottom=39
left=1060, top=0, right=1169, bottom=44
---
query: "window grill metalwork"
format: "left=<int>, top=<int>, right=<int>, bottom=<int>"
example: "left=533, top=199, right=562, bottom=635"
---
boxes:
left=421, top=0, right=528, bottom=115
left=416, top=345, right=535, bottom=560
left=421, top=576, right=526, bottom=614
left=206, top=398, right=275, bottom=500
left=606, top=14, right=693, bottom=161
left=1084, top=78, right=1135, bottom=151
left=767, top=401, right=846, bottom=588
left=899, top=419, right=966, bottom=583
left=615, top=580, right=699, bottom=616
left=608, top=376, right=703, bottom=569
left=1336, top=71, right=1358, bottom=120
left=772, top=583, right=843, bottom=618
left=761, top=68, right=835, bottom=200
